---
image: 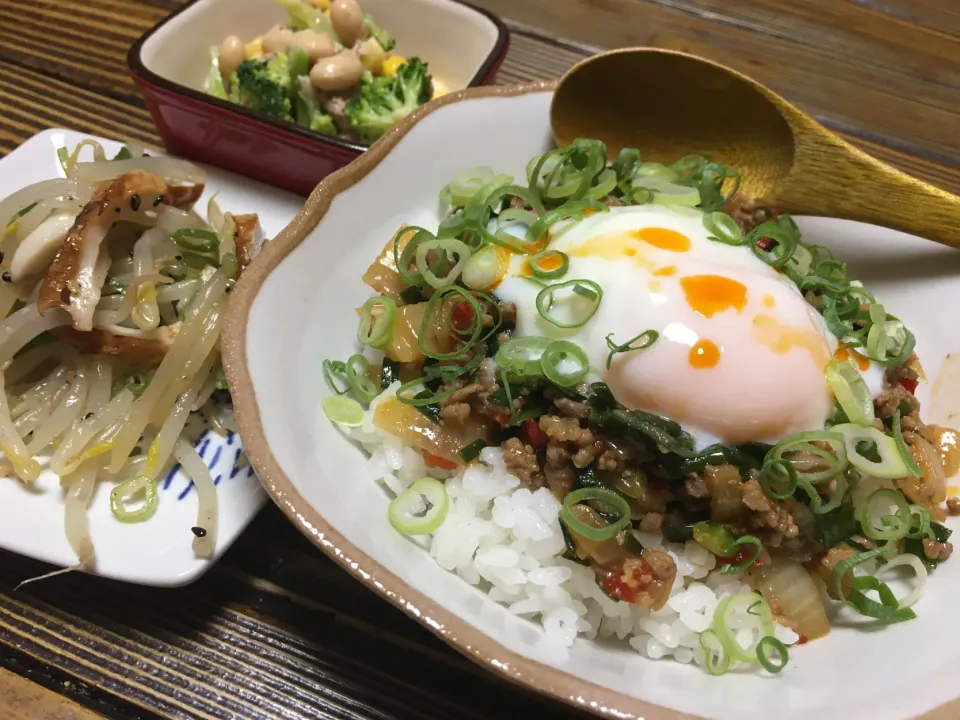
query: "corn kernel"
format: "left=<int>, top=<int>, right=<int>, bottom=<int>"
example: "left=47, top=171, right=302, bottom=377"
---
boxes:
left=245, top=37, right=264, bottom=60
left=382, top=55, right=406, bottom=77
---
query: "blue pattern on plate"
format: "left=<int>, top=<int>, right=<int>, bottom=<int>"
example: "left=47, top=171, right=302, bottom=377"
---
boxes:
left=159, top=429, right=252, bottom=501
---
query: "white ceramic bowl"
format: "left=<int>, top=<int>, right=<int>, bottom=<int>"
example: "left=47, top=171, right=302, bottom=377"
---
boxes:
left=222, top=82, right=960, bottom=720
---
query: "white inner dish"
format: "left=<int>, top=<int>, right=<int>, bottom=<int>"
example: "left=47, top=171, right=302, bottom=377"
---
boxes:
left=244, top=91, right=960, bottom=719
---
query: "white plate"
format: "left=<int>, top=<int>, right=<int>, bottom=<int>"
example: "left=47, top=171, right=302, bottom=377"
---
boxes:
left=0, top=129, right=302, bottom=586
left=225, top=85, right=960, bottom=720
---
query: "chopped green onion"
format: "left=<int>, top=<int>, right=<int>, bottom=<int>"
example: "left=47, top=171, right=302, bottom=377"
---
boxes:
left=535, top=279, right=603, bottom=329
left=858, top=488, right=912, bottom=541
left=719, top=535, right=762, bottom=575
left=699, top=629, right=731, bottom=676
left=110, top=475, right=158, bottom=523
left=388, top=477, right=450, bottom=535
left=892, top=410, right=923, bottom=478
left=345, top=354, right=378, bottom=403
left=758, top=458, right=798, bottom=500
left=172, top=228, right=219, bottom=256
left=702, top=211, right=745, bottom=246
left=414, top=238, right=472, bottom=289
left=756, top=637, right=788, bottom=674
left=712, top=593, right=774, bottom=663
left=528, top=250, right=570, bottom=280
left=873, top=552, right=928, bottom=608
left=604, top=330, right=658, bottom=369
left=849, top=575, right=917, bottom=622
left=824, top=360, right=874, bottom=427
left=496, top=336, right=552, bottom=379
left=764, top=430, right=847, bottom=485
left=560, top=487, right=631, bottom=542
left=323, top=359, right=350, bottom=395
left=633, top=175, right=701, bottom=207
left=459, top=439, right=487, bottom=463
left=357, top=296, right=397, bottom=349
left=541, top=340, right=589, bottom=387
left=322, top=395, right=365, bottom=427
left=418, top=287, right=493, bottom=360
left=462, top=244, right=507, bottom=291
left=906, top=504, right=932, bottom=540
left=830, top=545, right=918, bottom=622
left=832, top=423, right=911, bottom=478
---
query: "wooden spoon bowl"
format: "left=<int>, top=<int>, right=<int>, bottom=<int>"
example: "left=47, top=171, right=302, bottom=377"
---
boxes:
left=551, top=48, right=960, bottom=247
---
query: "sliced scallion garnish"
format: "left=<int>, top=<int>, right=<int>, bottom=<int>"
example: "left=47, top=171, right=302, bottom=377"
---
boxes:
left=699, top=629, right=730, bottom=676
left=388, top=477, right=450, bottom=535
left=892, top=409, right=923, bottom=478
left=322, top=395, right=365, bottom=426
left=345, top=354, right=378, bottom=403
left=110, top=475, right=159, bottom=523
left=824, top=360, right=874, bottom=427
left=702, top=211, right=745, bottom=246
left=858, top=488, right=912, bottom=541
left=718, top=535, right=762, bottom=575
left=756, top=636, right=788, bottom=674
left=535, top=279, right=603, bottom=329
left=541, top=340, right=589, bottom=387
left=604, top=330, right=658, bottom=369
left=560, top=487, right=631, bottom=542
left=322, top=359, right=351, bottom=395
left=528, top=249, right=570, bottom=280
left=357, top=296, right=397, bottom=349
left=414, top=238, right=472, bottom=289
left=832, top=423, right=910, bottom=478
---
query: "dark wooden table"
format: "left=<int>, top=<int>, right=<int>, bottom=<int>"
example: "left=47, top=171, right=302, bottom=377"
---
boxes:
left=1, top=1, right=958, bottom=718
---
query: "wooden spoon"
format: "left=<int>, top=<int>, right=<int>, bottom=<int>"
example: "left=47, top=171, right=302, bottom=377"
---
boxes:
left=550, top=47, right=960, bottom=247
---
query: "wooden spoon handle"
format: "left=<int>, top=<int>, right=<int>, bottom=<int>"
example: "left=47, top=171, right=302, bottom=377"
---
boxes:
left=772, top=124, right=960, bottom=249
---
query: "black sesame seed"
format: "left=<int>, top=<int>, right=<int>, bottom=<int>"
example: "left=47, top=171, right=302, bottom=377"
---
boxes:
left=1, top=272, right=11, bottom=283
left=0, top=252, right=5, bottom=263
left=175, top=255, right=183, bottom=261
left=130, top=194, right=141, bottom=211
left=191, top=526, right=207, bottom=538
left=114, top=207, right=121, bottom=213
left=84, top=412, right=94, bottom=419
left=153, top=195, right=165, bottom=207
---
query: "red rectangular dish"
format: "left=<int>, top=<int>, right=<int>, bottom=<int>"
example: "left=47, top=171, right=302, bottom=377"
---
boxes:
left=128, top=0, right=509, bottom=195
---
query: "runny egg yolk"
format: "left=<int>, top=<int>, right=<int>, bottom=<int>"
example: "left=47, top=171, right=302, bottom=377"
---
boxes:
left=752, top=314, right=832, bottom=368
left=689, top=339, right=720, bottom=368
left=835, top=345, right=871, bottom=371
left=629, top=227, right=691, bottom=252
left=679, top=275, right=748, bottom=317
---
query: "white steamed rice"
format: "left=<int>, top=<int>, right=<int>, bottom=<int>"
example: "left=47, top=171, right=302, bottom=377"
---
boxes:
left=345, top=383, right=798, bottom=671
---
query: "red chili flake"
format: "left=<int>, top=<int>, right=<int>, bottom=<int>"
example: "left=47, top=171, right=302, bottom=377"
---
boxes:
left=795, top=634, right=809, bottom=646
left=899, top=377, right=919, bottom=395
left=422, top=451, right=458, bottom=471
left=450, top=300, right=475, bottom=334
left=521, top=419, right=548, bottom=450
left=756, top=236, right=776, bottom=251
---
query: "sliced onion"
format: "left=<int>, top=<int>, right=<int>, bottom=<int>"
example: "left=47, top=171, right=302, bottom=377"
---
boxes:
left=825, top=360, right=874, bottom=426
left=748, top=558, right=830, bottom=640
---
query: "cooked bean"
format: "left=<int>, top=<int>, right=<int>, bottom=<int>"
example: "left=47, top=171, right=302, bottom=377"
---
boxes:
left=262, top=24, right=294, bottom=54
left=309, top=50, right=364, bottom=91
left=330, top=0, right=367, bottom=47
left=218, top=35, right=245, bottom=83
left=292, top=29, right=336, bottom=63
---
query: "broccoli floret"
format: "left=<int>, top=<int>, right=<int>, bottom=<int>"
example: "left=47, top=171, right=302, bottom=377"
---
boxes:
left=309, top=111, right=337, bottom=136
left=229, top=54, right=292, bottom=119
left=344, top=57, right=432, bottom=143
left=364, top=14, right=396, bottom=51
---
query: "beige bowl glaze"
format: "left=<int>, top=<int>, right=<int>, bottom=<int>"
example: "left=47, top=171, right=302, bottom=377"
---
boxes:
left=222, top=82, right=960, bottom=720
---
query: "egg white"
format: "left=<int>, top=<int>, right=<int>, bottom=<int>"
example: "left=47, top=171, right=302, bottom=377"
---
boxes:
left=494, top=205, right=883, bottom=448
